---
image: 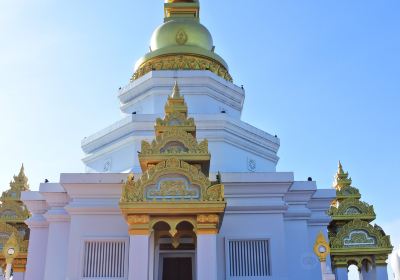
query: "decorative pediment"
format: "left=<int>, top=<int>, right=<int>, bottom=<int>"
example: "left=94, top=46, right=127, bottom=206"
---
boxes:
left=141, top=129, right=209, bottom=156
left=336, top=186, right=361, bottom=199
left=121, top=158, right=223, bottom=203
left=0, top=200, right=29, bottom=223
left=0, top=222, right=19, bottom=242
left=156, top=112, right=195, bottom=129
left=328, top=198, right=375, bottom=221
left=330, top=220, right=392, bottom=250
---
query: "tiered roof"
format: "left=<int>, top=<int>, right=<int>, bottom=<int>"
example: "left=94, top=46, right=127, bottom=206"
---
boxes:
left=328, top=162, right=392, bottom=269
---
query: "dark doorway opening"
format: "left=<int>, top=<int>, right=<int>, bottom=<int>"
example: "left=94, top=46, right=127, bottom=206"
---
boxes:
left=162, top=257, right=193, bottom=280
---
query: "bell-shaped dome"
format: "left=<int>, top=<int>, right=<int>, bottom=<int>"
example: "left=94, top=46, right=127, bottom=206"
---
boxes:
left=150, top=20, right=213, bottom=52
left=132, top=0, right=232, bottom=82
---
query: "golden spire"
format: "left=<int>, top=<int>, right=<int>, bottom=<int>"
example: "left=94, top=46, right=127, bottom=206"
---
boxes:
left=333, top=161, right=352, bottom=190
left=171, top=81, right=181, bottom=99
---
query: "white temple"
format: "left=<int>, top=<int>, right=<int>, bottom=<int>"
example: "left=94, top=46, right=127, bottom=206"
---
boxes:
left=17, top=1, right=392, bottom=280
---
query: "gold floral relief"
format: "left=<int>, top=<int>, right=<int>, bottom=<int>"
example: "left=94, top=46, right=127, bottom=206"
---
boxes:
left=133, top=55, right=233, bottom=82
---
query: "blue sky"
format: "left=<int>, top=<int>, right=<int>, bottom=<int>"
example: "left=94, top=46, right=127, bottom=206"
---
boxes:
left=0, top=0, right=399, bottom=276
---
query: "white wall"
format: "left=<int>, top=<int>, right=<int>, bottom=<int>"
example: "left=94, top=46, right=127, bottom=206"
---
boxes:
left=66, top=214, right=129, bottom=280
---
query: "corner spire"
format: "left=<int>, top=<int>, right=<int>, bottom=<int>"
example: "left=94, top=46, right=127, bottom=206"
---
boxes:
left=18, top=163, right=25, bottom=177
left=338, top=161, right=343, bottom=174
left=171, top=81, right=181, bottom=99
left=333, top=161, right=352, bottom=190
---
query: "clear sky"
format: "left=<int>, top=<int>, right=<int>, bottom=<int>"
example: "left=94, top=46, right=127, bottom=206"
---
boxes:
left=1, top=0, right=399, bottom=277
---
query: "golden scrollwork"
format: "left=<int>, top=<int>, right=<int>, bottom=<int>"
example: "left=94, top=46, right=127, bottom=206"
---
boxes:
left=127, top=215, right=150, bottom=225
left=204, top=184, right=224, bottom=202
left=149, top=180, right=197, bottom=197
left=122, top=173, right=144, bottom=202
left=121, top=158, right=222, bottom=203
left=140, top=128, right=209, bottom=155
left=197, top=214, right=219, bottom=224
left=156, top=112, right=195, bottom=128
left=133, top=54, right=233, bottom=82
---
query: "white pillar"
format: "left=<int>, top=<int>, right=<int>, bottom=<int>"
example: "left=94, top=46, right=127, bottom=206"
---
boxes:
left=321, top=261, right=336, bottom=280
left=335, top=267, right=349, bottom=280
left=42, top=189, right=70, bottom=280
left=12, top=272, right=25, bottom=280
left=375, top=265, right=389, bottom=279
left=129, top=235, right=150, bottom=280
left=197, top=234, right=217, bottom=280
left=23, top=196, right=49, bottom=280
left=390, top=248, right=400, bottom=280
left=4, top=264, right=11, bottom=280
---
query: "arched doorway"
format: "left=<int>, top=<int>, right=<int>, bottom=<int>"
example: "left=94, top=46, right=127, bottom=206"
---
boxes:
left=153, top=221, right=196, bottom=280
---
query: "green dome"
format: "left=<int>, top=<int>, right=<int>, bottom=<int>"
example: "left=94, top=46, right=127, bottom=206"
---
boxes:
left=150, top=19, right=213, bottom=51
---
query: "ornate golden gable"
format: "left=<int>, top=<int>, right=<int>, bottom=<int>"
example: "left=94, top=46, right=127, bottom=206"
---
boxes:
left=328, top=162, right=393, bottom=269
left=120, top=83, right=226, bottom=236
left=122, top=158, right=222, bottom=203
left=0, top=165, right=30, bottom=273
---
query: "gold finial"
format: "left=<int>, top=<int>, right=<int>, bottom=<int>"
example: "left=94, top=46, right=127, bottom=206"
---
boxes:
left=333, top=161, right=352, bottom=190
left=338, top=161, right=344, bottom=174
left=171, top=81, right=181, bottom=99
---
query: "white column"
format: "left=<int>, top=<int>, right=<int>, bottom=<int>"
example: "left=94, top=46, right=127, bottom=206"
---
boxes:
left=22, top=195, right=49, bottom=280
left=320, top=261, right=336, bottom=280
left=12, top=272, right=24, bottom=280
left=335, top=267, right=349, bottom=280
left=390, top=248, right=400, bottom=280
left=129, top=235, right=150, bottom=280
left=4, top=264, right=11, bottom=280
left=375, top=265, right=389, bottom=279
left=197, top=234, right=217, bottom=280
left=42, top=188, right=70, bottom=280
